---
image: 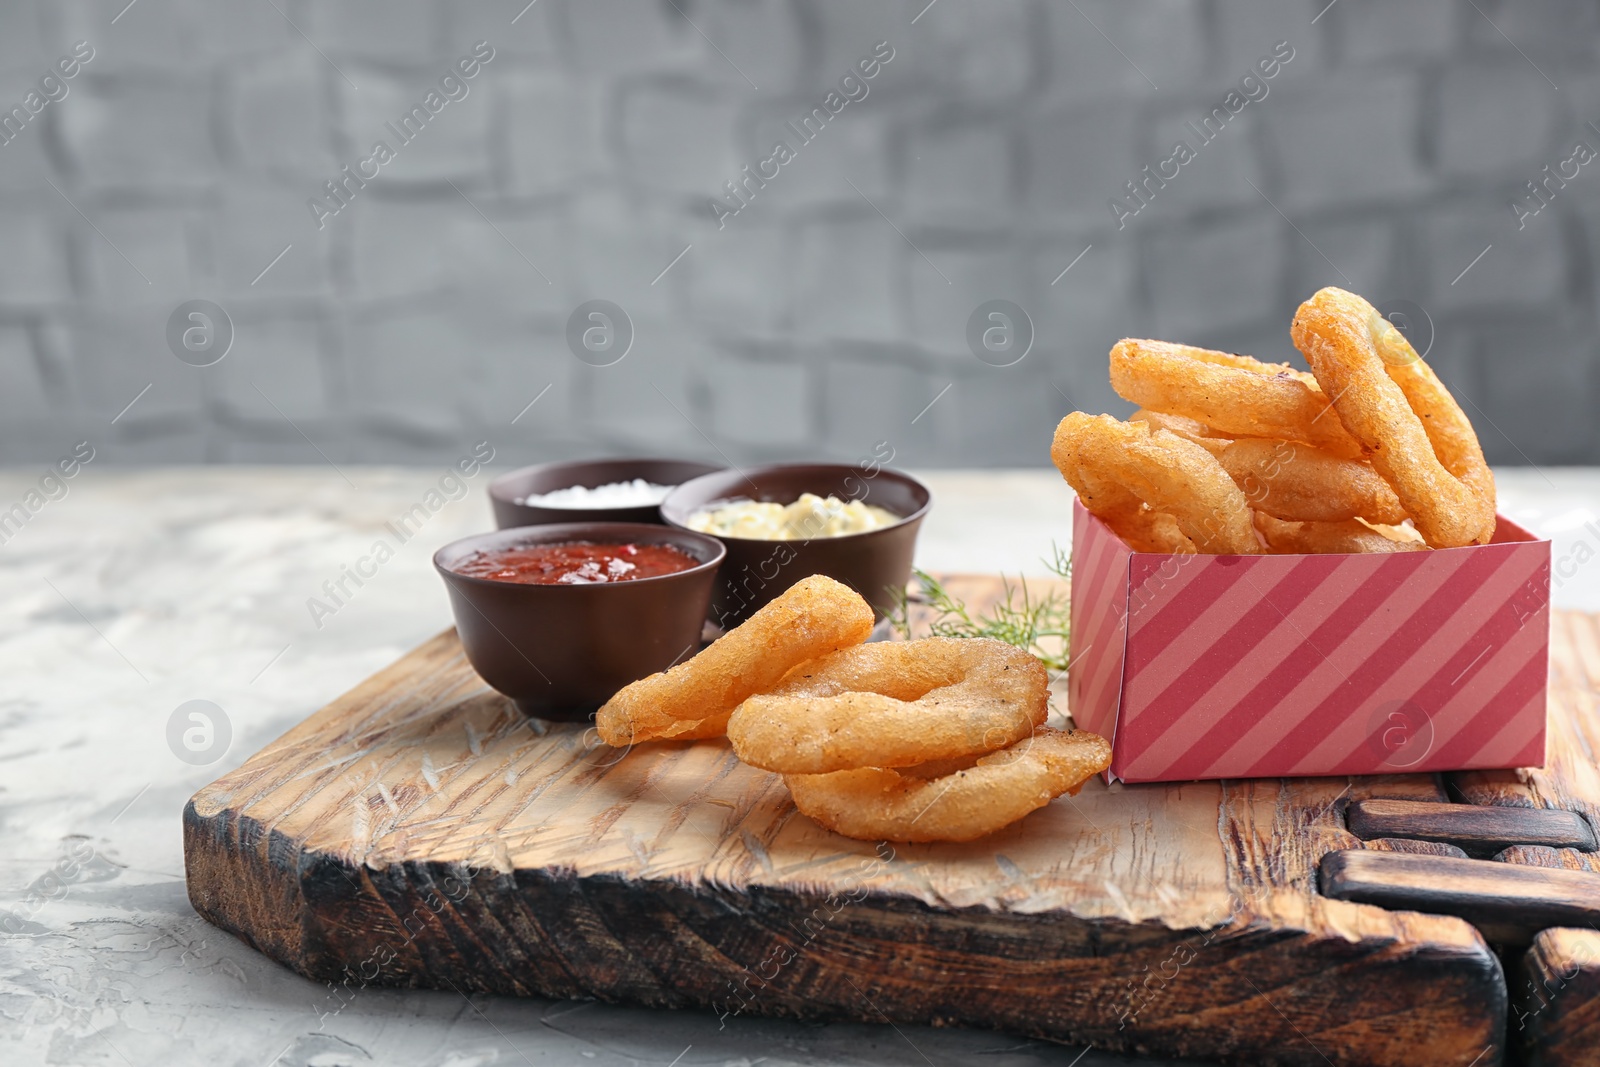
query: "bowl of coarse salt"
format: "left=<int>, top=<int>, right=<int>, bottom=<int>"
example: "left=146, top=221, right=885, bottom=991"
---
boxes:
left=488, top=457, right=724, bottom=528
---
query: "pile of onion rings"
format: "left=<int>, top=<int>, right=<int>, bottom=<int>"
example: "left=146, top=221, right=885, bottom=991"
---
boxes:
left=1056, top=287, right=1496, bottom=553
left=736, top=634, right=1107, bottom=841
left=599, top=576, right=1111, bottom=841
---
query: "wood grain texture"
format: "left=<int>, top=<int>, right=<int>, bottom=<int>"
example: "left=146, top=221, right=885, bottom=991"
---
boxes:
left=1501, top=852, right=1600, bottom=1065
left=1496, top=845, right=1600, bottom=872
left=185, top=577, right=1535, bottom=1067
left=1363, top=837, right=1471, bottom=858
left=1348, top=798, right=1596, bottom=856
left=1319, top=851, right=1600, bottom=945
left=1516, top=928, right=1600, bottom=1067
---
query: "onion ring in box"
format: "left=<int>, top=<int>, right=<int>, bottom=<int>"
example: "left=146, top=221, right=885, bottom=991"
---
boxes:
left=595, top=573, right=873, bottom=746
left=1130, top=408, right=1231, bottom=457
left=1253, top=512, right=1427, bottom=555
left=784, top=727, right=1112, bottom=843
left=1052, top=412, right=1260, bottom=554
left=1053, top=445, right=1196, bottom=553
left=1110, top=339, right=1364, bottom=459
left=1051, top=423, right=1190, bottom=552
left=1290, top=287, right=1496, bottom=547
left=726, top=637, right=1049, bottom=774
left=1118, top=509, right=1198, bottom=554
left=1219, top=438, right=1407, bottom=524
left=1363, top=521, right=1428, bottom=547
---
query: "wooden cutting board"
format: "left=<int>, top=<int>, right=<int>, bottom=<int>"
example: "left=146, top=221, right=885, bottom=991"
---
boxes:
left=184, top=577, right=1600, bottom=1067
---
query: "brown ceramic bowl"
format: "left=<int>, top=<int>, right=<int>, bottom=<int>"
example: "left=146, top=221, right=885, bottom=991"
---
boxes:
left=434, top=522, right=725, bottom=721
left=489, top=457, right=724, bottom=528
left=661, top=463, right=931, bottom=627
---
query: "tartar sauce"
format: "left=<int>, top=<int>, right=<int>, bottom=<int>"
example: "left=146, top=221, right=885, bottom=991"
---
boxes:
left=687, top=493, right=899, bottom=540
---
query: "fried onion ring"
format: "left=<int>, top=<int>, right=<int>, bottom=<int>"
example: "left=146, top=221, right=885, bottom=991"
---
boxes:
left=1254, top=512, right=1427, bottom=555
left=595, top=574, right=874, bottom=745
left=1130, top=408, right=1232, bottom=457
left=1116, top=508, right=1198, bottom=554
left=1052, top=412, right=1260, bottom=554
left=1219, top=438, right=1407, bottom=524
left=784, top=727, right=1112, bottom=843
left=1290, top=287, right=1496, bottom=547
left=1363, top=521, right=1428, bottom=546
left=1052, top=423, right=1190, bottom=552
left=1111, top=339, right=1364, bottom=459
left=726, top=637, right=1049, bottom=774
left=1045, top=442, right=1195, bottom=552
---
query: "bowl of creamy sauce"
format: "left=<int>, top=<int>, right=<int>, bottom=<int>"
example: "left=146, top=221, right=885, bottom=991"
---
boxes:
left=662, top=463, right=931, bottom=627
left=686, top=493, right=901, bottom=541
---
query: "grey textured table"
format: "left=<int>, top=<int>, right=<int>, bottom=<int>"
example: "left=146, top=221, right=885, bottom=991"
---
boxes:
left=2, top=467, right=1595, bottom=1067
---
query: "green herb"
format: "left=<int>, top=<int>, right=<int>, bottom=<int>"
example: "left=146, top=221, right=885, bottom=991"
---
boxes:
left=888, top=545, right=1072, bottom=672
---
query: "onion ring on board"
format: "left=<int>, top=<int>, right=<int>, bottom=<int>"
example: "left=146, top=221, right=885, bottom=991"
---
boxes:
left=595, top=573, right=874, bottom=745
left=783, top=727, right=1112, bottom=843
left=726, top=637, right=1049, bottom=774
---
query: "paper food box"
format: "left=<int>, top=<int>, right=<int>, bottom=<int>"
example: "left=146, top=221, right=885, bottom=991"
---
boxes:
left=1067, top=500, right=1551, bottom=784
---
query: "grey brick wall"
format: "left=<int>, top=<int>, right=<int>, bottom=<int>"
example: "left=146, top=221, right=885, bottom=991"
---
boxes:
left=1, top=0, right=1597, bottom=468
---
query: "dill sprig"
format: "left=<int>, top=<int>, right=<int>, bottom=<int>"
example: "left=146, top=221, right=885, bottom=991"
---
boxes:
left=888, top=545, right=1072, bottom=671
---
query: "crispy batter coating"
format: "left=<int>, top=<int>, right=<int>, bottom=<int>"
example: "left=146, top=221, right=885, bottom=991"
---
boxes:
left=1048, top=437, right=1194, bottom=552
left=1219, top=438, right=1407, bottom=525
left=1253, top=512, right=1427, bottom=555
left=594, top=574, right=873, bottom=746
left=1290, top=287, right=1495, bottom=547
left=784, top=727, right=1112, bottom=843
left=1052, top=412, right=1260, bottom=554
left=1116, top=509, right=1199, bottom=554
left=1111, top=339, right=1364, bottom=459
left=1130, top=408, right=1232, bottom=457
left=727, top=637, right=1049, bottom=774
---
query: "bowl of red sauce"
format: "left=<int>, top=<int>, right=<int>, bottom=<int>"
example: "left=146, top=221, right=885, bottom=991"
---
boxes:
left=434, top=522, right=725, bottom=721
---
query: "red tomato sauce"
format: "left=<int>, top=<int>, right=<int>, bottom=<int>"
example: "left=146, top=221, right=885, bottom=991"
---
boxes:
left=452, top=541, right=700, bottom=585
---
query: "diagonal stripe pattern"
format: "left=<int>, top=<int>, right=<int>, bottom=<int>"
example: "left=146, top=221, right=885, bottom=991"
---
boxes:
left=1067, top=501, right=1550, bottom=783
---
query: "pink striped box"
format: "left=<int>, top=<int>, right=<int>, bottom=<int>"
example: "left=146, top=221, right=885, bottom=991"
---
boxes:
left=1067, top=500, right=1550, bottom=784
